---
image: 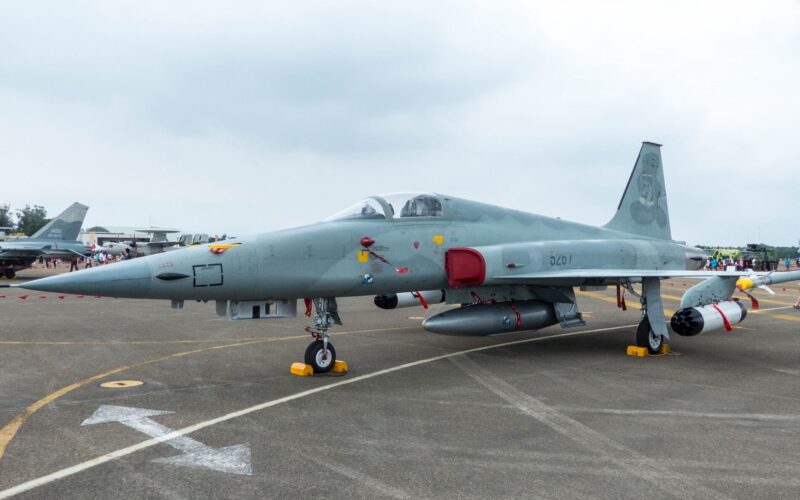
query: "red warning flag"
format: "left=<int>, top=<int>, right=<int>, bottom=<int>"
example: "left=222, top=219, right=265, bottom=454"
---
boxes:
left=412, top=291, right=429, bottom=309
left=710, top=303, right=733, bottom=332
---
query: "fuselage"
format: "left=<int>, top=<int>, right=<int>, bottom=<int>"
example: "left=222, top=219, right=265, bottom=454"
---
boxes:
left=21, top=195, right=704, bottom=300
left=0, top=239, right=92, bottom=272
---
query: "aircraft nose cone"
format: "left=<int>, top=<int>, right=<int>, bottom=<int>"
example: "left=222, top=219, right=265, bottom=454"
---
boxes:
left=22, top=260, right=152, bottom=297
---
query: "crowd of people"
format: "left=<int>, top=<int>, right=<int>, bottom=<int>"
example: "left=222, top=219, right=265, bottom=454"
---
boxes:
left=37, top=250, right=130, bottom=272
left=704, top=256, right=800, bottom=272
left=704, top=256, right=800, bottom=309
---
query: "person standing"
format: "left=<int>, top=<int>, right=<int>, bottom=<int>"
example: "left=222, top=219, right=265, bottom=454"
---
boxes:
left=69, top=258, right=78, bottom=272
left=785, top=257, right=792, bottom=271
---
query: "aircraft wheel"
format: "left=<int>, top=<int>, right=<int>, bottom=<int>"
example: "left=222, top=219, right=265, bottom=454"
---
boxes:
left=304, top=340, right=336, bottom=374
left=636, top=317, right=662, bottom=355
left=3, top=268, right=14, bottom=279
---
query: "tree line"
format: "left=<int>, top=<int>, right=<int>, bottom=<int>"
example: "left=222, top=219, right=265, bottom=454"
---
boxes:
left=0, top=204, right=51, bottom=236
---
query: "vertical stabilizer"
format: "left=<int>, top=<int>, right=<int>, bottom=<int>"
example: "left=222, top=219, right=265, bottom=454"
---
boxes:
left=604, top=142, right=671, bottom=240
left=30, top=202, right=89, bottom=241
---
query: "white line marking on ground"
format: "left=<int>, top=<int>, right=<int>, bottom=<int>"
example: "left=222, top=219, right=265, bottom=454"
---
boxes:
left=310, top=459, right=412, bottom=499
left=449, top=355, right=731, bottom=500
left=758, top=306, right=796, bottom=312
left=0, top=324, right=634, bottom=499
left=82, top=405, right=251, bottom=475
left=558, top=407, right=800, bottom=422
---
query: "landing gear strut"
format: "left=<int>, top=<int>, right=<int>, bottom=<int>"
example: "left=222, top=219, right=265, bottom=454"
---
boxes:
left=304, top=298, right=342, bottom=373
left=635, top=278, right=668, bottom=355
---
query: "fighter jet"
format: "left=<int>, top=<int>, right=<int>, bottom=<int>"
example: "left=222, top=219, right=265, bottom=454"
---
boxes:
left=0, top=202, right=91, bottom=278
left=21, top=144, right=800, bottom=372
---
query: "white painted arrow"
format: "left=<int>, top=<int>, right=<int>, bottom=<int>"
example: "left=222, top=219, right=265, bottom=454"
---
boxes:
left=82, top=405, right=252, bottom=475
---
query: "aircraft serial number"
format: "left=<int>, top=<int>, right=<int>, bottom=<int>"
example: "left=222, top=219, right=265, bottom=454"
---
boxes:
left=549, top=253, right=572, bottom=266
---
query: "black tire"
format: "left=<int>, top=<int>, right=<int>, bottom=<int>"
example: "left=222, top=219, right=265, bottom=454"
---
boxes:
left=3, top=268, right=14, bottom=279
left=636, top=317, right=663, bottom=355
left=304, top=340, right=336, bottom=374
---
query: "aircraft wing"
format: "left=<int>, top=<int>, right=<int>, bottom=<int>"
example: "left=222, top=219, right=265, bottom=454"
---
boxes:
left=490, top=269, right=750, bottom=285
left=67, top=248, right=90, bottom=257
left=0, top=244, right=50, bottom=258
left=494, top=269, right=749, bottom=280
left=146, top=241, right=180, bottom=247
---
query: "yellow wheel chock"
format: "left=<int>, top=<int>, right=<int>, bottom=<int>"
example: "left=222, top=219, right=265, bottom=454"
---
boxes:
left=290, top=360, right=349, bottom=376
left=626, top=344, right=672, bottom=357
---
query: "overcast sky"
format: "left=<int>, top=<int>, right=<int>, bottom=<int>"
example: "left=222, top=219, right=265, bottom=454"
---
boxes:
left=1, top=1, right=798, bottom=245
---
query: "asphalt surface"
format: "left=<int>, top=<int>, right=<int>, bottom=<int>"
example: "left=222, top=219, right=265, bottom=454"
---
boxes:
left=0, top=267, right=799, bottom=499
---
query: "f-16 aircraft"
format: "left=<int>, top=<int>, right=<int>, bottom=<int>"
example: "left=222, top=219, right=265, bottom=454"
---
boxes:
left=21, top=144, right=800, bottom=372
left=0, top=202, right=91, bottom=278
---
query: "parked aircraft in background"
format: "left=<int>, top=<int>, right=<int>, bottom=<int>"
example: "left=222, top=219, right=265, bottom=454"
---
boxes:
left=97, top=232, right=222, bottom=258
left=97, top=241, right=134, bottom=257
left=129, top=230, right=219, bottom=256
left=128, top=228, right=182, bottom=256
left=0, top=227, right=16, bottom=241
left=0, top=202, right=91, bottom=278
left=21, top=144, right=800, bottom=372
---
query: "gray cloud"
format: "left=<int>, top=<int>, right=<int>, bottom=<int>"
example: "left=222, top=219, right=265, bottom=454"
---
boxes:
left=0, top=1, right=797, bottom=246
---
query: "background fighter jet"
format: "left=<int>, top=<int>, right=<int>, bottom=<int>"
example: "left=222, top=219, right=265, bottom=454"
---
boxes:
left=21, top=144, right=800, bottom=372
left=0, top=202, right=91, bottom=278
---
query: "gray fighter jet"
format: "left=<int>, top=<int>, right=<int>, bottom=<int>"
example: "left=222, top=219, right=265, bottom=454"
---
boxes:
left=1, top=202, right=91, bottom=278
left=21, top=144, right=800, bottom=371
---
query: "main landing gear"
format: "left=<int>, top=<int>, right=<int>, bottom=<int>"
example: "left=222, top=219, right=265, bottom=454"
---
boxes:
left=304, top=298, right=342, bottom=373
left=636, top=316, right=663, bottom=355
left=635, top=278, right=669, bottom=355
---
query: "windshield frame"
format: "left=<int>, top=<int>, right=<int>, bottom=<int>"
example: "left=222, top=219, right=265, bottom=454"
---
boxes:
left=323, top=193, right=445, bottom=222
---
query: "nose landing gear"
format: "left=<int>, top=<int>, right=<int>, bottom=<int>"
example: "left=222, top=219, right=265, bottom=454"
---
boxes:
left=302, top=298, right=343, bottom=374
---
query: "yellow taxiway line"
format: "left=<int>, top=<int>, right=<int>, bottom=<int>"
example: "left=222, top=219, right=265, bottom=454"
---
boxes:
left=0, top=326, right=412, bottom=462
left=0, top=324, right=638, bottom=499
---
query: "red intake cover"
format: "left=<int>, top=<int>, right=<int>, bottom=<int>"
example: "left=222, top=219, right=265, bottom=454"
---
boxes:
left=445, top=248, right=485, bottom=287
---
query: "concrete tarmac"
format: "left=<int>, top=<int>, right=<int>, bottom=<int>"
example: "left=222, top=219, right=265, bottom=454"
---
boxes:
left=0, top=270, right=799, bottom=499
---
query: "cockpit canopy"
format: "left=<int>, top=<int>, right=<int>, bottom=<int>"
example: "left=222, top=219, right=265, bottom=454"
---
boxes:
left=325, top=192, right=443, bottom=221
